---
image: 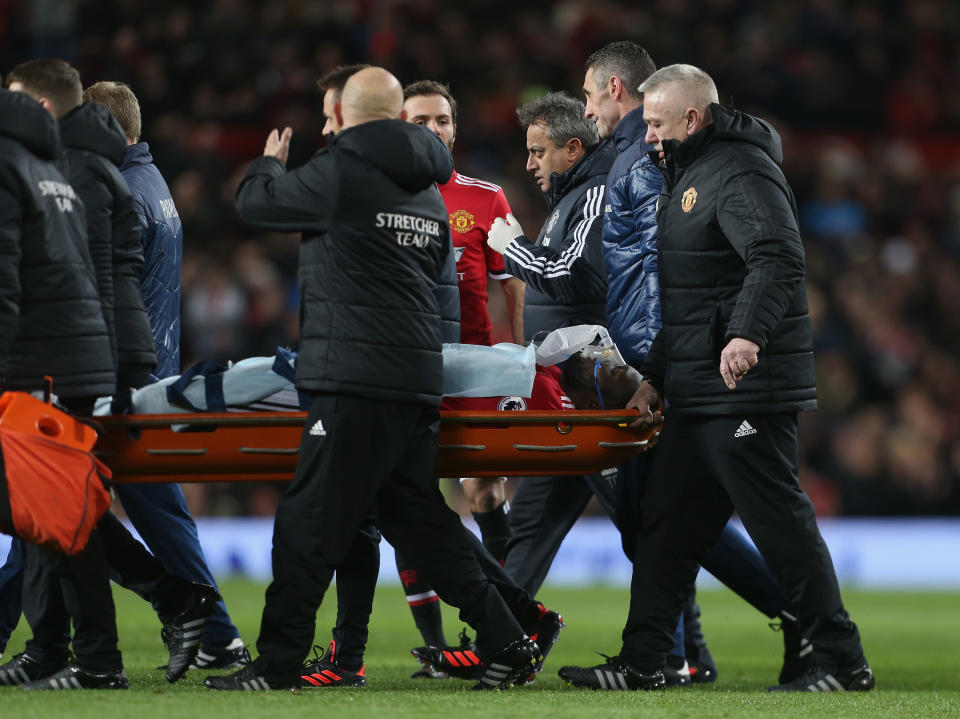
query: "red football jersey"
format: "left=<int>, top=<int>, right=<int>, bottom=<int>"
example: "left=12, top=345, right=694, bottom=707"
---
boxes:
left=439, top=170, right=514, bottom=346
left=441, top=365, right=573, bottom=412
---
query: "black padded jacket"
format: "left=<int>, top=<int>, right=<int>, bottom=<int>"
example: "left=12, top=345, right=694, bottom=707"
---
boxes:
left=641, top=104, right=817, bottom=416
left=60, top=101, right=157, bottom=373
left=236, top=119, right=459, bottom=406
left=0, top=90, right=115, bottom=399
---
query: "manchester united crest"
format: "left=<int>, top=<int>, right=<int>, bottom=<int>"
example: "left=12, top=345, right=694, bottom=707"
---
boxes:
left=681, top=187, right=697, bottom=213
left=449, top=209, right=475, bottom=234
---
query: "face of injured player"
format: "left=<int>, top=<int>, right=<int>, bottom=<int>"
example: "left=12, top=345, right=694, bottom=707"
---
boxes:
left=560, top=353, right=643, bottom=411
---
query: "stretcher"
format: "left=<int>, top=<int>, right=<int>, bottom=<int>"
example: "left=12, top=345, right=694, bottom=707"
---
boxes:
left=93, top=410, right=658, bottom=482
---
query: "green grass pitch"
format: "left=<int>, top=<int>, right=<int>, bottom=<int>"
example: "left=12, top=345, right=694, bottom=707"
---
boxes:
left=2, top=579, right=958, bottom=718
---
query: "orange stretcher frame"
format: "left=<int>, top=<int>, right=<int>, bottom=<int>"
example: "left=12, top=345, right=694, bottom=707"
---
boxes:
left=93, top=410, right=657, bottom=482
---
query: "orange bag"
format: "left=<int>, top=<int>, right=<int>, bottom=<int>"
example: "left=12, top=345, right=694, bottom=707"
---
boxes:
left=0, top=392, right=112, bottom=555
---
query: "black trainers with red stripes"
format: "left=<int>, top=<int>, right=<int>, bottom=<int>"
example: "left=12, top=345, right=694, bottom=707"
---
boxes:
left=299, top=640, right=366, bottom=688
left=411, top=643, right=485, bottom=680
left=410, top=628, right=485, bottom=680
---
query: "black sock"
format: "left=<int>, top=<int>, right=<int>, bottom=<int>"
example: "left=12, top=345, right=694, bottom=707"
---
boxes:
left=396, top=554, right=447, bottom=648
left=409, top=598, right=447, bottom=648
left=472, top=500, right=511, bottom=563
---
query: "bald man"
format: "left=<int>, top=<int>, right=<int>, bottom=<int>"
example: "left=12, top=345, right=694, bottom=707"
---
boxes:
left=207, top=67, right=539, bottom=691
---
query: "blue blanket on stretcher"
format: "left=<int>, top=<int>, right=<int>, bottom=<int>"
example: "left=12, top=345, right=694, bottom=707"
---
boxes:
left=94, top=343, right=536, bottom=416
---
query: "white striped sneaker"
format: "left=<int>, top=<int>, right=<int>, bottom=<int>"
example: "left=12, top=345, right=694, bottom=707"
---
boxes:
left=768, top=664, right=875, bottom=692
left=558, top=654, right=666, bottom=690
left=204, top=660, right=295, bottom=691
left=19, top=663, right=128, bottom=690
left=162, top=583, right=221, bottom=683
left=471, top=636, right=541, bottom=690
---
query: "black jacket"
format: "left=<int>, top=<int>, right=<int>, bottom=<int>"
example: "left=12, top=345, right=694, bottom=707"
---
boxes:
left=0, top=90, right=115, bottom=399
left=60, top=101, right=157, bottom=373
left=503, top=139, right=615, bottom=341
left=236, top=119, right=458, bottom=406
left=641, top=104, right=817, bottom=415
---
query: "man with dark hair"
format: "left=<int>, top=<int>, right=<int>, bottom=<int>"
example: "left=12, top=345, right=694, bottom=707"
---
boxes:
left=316, top=64, right=371, bottom=136
left=207, top=66, right=540, bottom=691
left=82, top=78, right=249, bottom=671
left=566, top=63, right=873, bottom=694
left=0, top=86, right=123, bottom=689
left=398, top=79, right=526, bottom=667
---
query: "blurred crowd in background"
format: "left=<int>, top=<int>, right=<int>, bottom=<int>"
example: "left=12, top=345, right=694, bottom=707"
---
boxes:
left=3, top=0, right=959, bottom=517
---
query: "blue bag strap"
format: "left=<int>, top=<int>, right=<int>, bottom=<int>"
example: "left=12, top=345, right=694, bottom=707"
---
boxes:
left=272, top=347, right=310, bottom=409
left=165, top=361, right=228, bottom=412
left=271, top=347, right=298, bottom=383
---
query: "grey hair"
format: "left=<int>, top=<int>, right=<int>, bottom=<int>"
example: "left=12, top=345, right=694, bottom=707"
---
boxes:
left=638, top=64, right=719, bottom=115
left=517, top=91, right=599, bottom=149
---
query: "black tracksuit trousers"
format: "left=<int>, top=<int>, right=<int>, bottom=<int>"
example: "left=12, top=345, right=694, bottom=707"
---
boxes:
left=255, top=392, right=524, bottom=684
left=620, top=412, right=866, bottom=673
left=22, top=395, right=123, bottom=672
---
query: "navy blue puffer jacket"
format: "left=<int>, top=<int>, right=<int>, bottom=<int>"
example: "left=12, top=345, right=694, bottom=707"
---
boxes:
left=120, top=142, right=183, bottom=378
left=602, top=107, right=663, bottom=367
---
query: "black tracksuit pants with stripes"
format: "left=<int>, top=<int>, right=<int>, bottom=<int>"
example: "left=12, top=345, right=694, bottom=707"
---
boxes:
left=620, top=412, right=866, bottom=674
left=255, top=392, right=525, bottom=684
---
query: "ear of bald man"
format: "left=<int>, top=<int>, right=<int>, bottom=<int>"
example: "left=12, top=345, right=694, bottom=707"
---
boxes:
left=263, top=126, right=293, bottom=165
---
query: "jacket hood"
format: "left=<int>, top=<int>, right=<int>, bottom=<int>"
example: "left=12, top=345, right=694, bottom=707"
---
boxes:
left=707, top=103, right=783, bottom=165
left=59, top=101, right=128, bottom=166
left=0, top=89, right=61, bottom=160
left=332, top=119, right=453, bottom=192
left=545, top=137, right=617, bottom=208
left=122, top=141, right=154, bottom=171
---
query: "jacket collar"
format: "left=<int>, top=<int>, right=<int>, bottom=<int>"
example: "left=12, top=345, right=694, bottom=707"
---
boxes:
left=650, top=124, right=716, bottom=187
left=612, top=106, right=650, bottom=153
left=544, top=138, right=616, bottom=209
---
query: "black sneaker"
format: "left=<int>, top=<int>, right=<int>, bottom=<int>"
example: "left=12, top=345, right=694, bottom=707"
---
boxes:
left=19, top=663, right=128, bottom=690
left=411, top=644, right=485, bottom=680
left=518, top=604, right=565, bottom=684
left=299, top=640, right=366, bottom=688
left=663, top=656, right=692, bottom=687
left=410, top=664, right=448, bottom=679
left=162, top=583, right=222, bottom=683
left=689, top=661, right=718, bottom=683
left=772, top=618, right=815, bottom=684
left=472, top=636, right=541, bottom=690
left=0, top=652, right=69, bottom=686
left=558, top=654, right=667, bottom=691
left=191, top=638, right=251, bottom=671
left=205, top=660, right=295, bottom=691
left=411, top=629, right=485, bottom=680
left=768, top=664, right=876, bottom=692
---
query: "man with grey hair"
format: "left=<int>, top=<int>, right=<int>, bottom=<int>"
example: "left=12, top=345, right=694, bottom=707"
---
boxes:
left=482, top=90, right=619, bottom=613
left=584, top=42, right=807, bottom=687
left=487, top=90, right=611, bottom=337
left=563, top=64, right=874, bottom=693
